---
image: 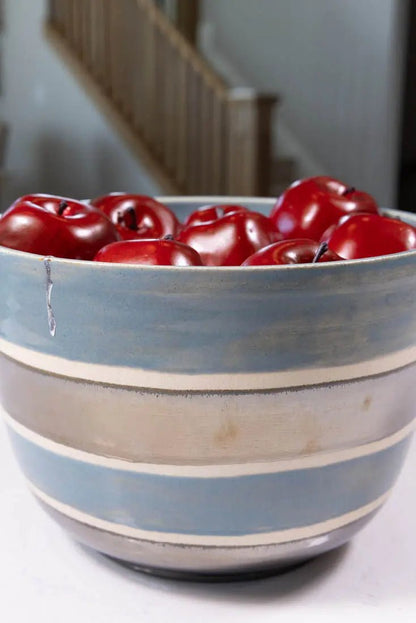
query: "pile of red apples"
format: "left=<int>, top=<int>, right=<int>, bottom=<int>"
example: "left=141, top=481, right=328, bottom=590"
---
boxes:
left=0, top=177, right=415, bottom=266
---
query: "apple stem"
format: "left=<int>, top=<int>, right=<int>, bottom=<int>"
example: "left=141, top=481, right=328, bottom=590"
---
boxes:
left=163, top=234, right=174, bottom=241
left=118, top=206, right=138, bottom=231
left=312, top=242, right=329, bottom=263
left=58, top=201, right=68, bottom=216
left=342, top=186, right=356, bottom=196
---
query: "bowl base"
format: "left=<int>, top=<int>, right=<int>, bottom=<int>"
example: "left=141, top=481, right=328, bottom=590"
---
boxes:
left=35, top=496, right=378, bottom=580
left=106, top=555, right=311, bottom=583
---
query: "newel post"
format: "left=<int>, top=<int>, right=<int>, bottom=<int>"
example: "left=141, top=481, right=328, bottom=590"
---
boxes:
left=226, top=89, right=278, bottom=196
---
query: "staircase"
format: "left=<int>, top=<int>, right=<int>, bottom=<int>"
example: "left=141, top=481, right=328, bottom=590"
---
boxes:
left=46, top=0, right=279, bottom=196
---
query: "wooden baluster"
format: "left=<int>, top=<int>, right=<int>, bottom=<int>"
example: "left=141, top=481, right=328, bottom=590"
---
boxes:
left=55, top=0, right=64, bottom=34
left=186, top=65, right=201, bottom=194
left=211, top=92, right=227, bottom=195
left=108, top=0, right=119, bottom=104
left=160, top=28, right=173, bottom=168
left=154, top=26, right=165, bottom=159
left=70, top=0, right=80, bottom=51
left=140, top=1, right=150, bottom=142
left=255, top=95, right=278, bottom=195
left=89, top=0, right=98, bottom=73
left=89, top=0, right=98, bottom=79
left=53, top=0, right=64, bottom=31
left=185, top=62, right=194, bottom=194
left=114, top=0, right=128, bottom=116
left=164, top=40, right=179, bottom=176
left=161, top=34, right=172, bottom=170
left=109, top=0, right=133, bottom=112
left=69, top=0, right=76, bottom=46
left=225, top=90, right=276, bottom=195
left=123, top=0, right=141, bottom=130
left=61, top=0, right=72, bottom=42
left=141, top=5, right=157, bottom=149
left=226, top=90, right=254, bottom=195
left=227, top=89, right=258, bottom=195
left=176, top=51, right=188, bottom=189
left=79, top=0, right=87, bottom=64
left=80, top=0, right=92, bottom=67
left=48, top=0, right=59, bottom=27
left=73, top=0, right=81, bottom=56
left=195, top=73, right=205, bottom=194
left=104, top=0, right=113, bottom=93
left=121, top=0, right=141, bottom=124
left=92, top=0, right=108, bottom=88
left=75, top=0, right=83, bottom=52
left=76, top=0, right=84, bottom=60
left=199, top=81, right=214, bottom=194
left=132, top=1, right=145, bottom=135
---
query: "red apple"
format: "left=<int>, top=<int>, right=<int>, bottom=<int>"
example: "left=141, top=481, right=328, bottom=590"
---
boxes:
left=242, top=239, right=342, bottom=265
left=327, top=213, right=416, bottom=259
left=177, top=209, right=282, bottom=266
left=270, top=176, right=379, bottom=241
left=184, top=204, right=248, bottom=227
left=0, top=194, right=119, bottom=259
left=94, top=238, right=204, bottom=266
left=91, top=193, right=179, bottom=240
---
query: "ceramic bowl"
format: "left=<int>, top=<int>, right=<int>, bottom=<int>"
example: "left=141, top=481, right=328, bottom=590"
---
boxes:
left=0, top=197, right=415, bottom=580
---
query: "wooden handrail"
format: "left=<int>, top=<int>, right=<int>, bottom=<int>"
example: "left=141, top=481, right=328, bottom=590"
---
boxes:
left=47, top=0, right=278, bottom=195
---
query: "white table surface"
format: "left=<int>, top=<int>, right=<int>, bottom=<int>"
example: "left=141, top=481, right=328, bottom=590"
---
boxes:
left=0, top=417, right=415, bottom=623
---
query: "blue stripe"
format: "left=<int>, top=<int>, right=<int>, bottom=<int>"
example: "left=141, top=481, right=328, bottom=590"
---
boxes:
left=1, top=204, right=416, bottom=376
left=8, top=427, right=411, bottom=536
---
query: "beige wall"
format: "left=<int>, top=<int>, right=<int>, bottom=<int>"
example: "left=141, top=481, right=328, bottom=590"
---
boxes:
left=201, top=0, right=408, bottom=206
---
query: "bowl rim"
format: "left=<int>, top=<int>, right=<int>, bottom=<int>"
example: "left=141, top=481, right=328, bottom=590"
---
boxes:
left=1, top=196, right=416, bottom=272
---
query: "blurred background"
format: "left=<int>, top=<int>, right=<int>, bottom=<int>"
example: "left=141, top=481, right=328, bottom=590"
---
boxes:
left=0, top=0, right=414, bottom=212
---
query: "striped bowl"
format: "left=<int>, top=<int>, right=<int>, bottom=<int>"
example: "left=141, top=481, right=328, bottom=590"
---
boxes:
left=1, top=197, right=415, bottom=580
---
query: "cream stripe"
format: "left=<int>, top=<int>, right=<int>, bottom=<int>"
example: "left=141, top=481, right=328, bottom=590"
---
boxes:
left=1, top=338, right=416, bottom=391
left=29, top=481, right=390, bottom=546
left=4, top=409, right=414, bottom=477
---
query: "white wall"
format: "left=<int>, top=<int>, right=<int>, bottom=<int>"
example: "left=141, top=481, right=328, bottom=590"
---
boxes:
left=200, top=0, right=407, bottom=206
left=0, top=0, right=160, bottom=211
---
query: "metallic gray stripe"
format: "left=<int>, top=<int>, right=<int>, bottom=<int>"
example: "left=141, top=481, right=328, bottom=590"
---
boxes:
left=38, top=497, right=378, bottom=577
left=2, top=354, right=415, bottom=464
